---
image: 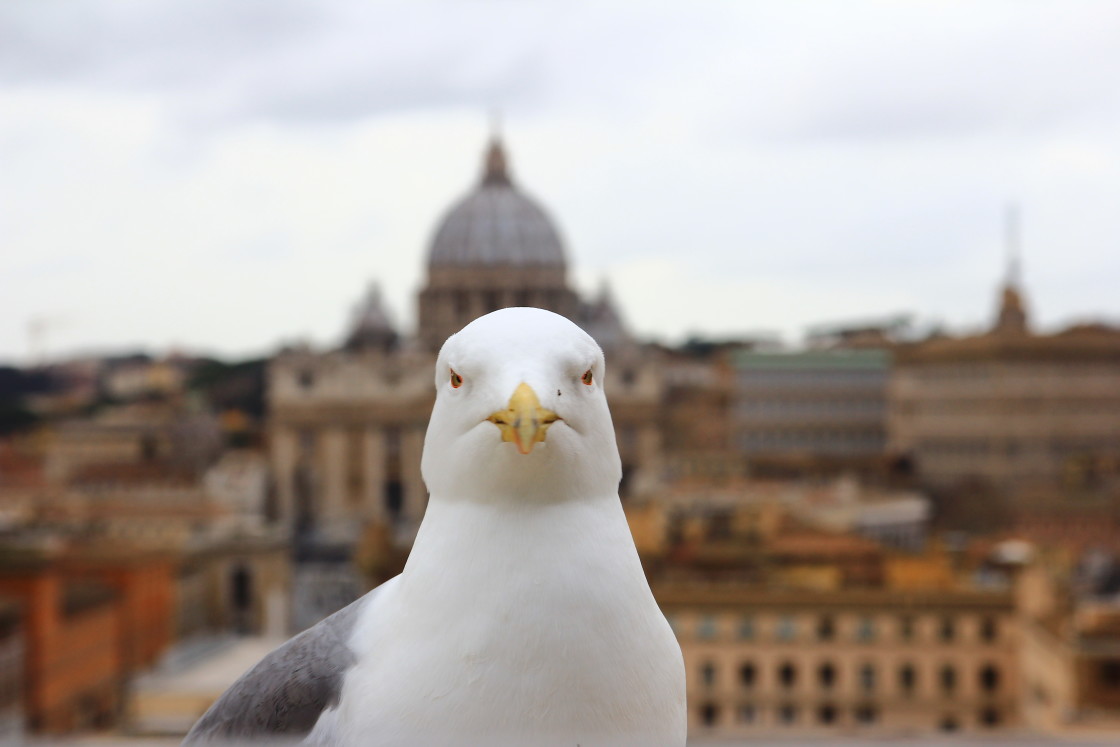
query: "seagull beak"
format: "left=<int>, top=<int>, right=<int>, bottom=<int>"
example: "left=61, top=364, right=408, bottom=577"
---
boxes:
left=487, top=382, right=559, bottom=455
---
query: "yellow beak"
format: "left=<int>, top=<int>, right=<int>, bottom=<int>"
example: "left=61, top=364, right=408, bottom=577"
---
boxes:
left=487, top=382, right=560, bottom=455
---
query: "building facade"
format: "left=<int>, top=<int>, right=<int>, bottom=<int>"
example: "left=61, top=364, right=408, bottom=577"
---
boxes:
left=733, top=349, right=891, bottom=475
left=660, top=585, right=1018, bottom=737
left=888, top=276, right=1120, bottom=491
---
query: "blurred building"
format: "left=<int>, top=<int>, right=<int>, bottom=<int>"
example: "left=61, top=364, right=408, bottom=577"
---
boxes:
left=7, top=135, right=1120, bottom=742
left=267, top=137, right=666, bottom=625
left=638, top=496, right=1016, bottom=738
left=0, top=548, right=124, bottom=734
left=1018, top=556, right=1120, bottom=734
left=44, top=401, right=222, bottom=485
left=416, top=138, right=581, bottom=351
left=888, top=268, right=1120, bottom=492
left=0, top=390, right=290, bottom=737
left=658, top=343, right=741, bottom=486
left=102, top=357, right=187, bottom=402
left=0, top=595, right=23, bottom=742
left=662, top=584, right=1016, bottom=736
left=734, top=349, right=891, bottom=479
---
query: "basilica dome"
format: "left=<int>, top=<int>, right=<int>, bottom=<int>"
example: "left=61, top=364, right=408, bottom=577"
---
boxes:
left=427, top=138, right=566, bottom=269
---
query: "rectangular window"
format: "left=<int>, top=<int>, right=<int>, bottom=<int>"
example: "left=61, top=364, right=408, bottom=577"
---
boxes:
left=775, top=615, right=797, bottom=641
left=1099, top=660, right=1120, bottom=690
left=899, top=615, right=915, bottom=642
left=939, top=617, right=956, bottom=643
left=856, top=616, right=876, bottom=643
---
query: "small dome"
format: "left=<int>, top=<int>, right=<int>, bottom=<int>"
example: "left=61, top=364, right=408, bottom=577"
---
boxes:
left=428, top=138, right=566, bottom=269
left=343, top=283, right=397, bottom=352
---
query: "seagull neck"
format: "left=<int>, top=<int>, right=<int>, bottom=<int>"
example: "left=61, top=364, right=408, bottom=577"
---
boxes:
left=401, top=493, right=634, bottom=595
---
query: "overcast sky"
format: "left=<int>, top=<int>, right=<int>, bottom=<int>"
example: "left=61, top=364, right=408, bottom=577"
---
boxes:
left=3, top=0, right=1119, bottom=363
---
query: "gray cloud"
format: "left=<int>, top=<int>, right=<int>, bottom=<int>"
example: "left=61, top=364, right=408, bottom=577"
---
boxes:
left=0, top=1, right=549, bottom=124
left=2, top=0, right=1119, bottom=359
left=0, top=1, right=319, bottom=88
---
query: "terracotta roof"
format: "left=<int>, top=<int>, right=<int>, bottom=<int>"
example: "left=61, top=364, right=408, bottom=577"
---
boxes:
left=897, top=324, right=1120, bottom=364
left=769, top=530, right=882, bottom=557
left=0, top=442, right=45, bottom=490
left=70, top=461, right=196, bottom=487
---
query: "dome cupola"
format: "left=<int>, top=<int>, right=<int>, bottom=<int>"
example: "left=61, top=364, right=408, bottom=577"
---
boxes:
left=427, top=137, right=566, bottom=270
left=417, top=136, right=580, bottom=351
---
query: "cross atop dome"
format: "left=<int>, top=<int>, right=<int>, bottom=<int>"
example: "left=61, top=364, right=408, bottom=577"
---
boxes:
left=482, top=136, right=511, bottom=186
left=993, top=204, right=1030, bottom=335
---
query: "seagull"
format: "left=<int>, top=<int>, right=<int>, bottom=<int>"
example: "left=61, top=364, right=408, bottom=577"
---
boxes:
left=184, top=307, right=687, bottom=746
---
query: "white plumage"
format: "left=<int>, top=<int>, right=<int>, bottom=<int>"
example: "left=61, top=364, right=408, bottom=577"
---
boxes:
left=186, top=307, right=686, bottom=746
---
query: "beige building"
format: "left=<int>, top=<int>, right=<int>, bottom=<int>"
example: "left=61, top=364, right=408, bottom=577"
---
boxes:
left=660, top=584, right=1017, bottom=737
left=888, top=271, right=1120, bottom=491
left=1017, top=563, right=1120, bottom=735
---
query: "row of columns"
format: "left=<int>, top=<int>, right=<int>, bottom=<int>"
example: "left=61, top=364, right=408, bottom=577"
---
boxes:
left=272, top=424, right=428, bottom=542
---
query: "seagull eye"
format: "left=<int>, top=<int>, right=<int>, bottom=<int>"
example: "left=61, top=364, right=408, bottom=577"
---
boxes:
left=450, top=370, right=463, bottom=389
left=581, top=369, right=594, bottom=386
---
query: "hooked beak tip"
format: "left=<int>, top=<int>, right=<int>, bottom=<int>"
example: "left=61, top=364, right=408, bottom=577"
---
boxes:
left=487, top=382, right=559, bottom=455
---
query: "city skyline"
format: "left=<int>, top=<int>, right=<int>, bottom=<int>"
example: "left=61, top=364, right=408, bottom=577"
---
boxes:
left=3, top=1, right=1120, bottom=363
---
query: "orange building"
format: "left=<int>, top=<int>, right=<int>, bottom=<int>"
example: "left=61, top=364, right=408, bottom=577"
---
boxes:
left=0, top=595, right=23, bottom=740
left=0, top=546, right=177, bottom=734
left=57, top=550, right=176, bottom=675
left=0, top=551, right=122, bottom=733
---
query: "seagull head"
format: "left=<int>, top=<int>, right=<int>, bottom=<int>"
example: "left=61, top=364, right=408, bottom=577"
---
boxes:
left=421, top=307, right=623, bottom=503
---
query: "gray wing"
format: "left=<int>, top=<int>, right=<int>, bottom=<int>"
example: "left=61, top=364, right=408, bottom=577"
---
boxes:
left=182, top=579, right=390, bottom=745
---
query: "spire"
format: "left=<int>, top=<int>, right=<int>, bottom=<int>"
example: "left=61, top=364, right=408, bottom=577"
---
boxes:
left=481, top=115, right=512, bottom=186
left=1005, top=203, right=1022, bottom=289
left=993, top=204, right=1029, bottom=335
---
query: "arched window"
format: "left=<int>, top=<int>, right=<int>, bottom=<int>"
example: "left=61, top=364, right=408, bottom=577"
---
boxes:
left=818, top=662, right=836, bottom=690
left=700, top=703, right=719, bottom=727
left=854, top=704, right=877, bottom=725
left=940, top=664, right=957, bottom=694
left=859, top=663, right=876, bottom=693
left=980, top=616, right=998, bottom=643
left=898, top=615, right=915, bottom=642
left=384, top=480, right=403, bottom=517
left=700, top=661, right=717, bottom=687
left=979, top=664, right=1000, bottom=692
left=778, top=661, right=797, bottom=689
left=939, top=616, right=956, bottom=642
left=855, top=616, right=876, bottom=642
left=739, top=662, right=756, bottom=688
left=899, top=663, right=917, bottom=696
